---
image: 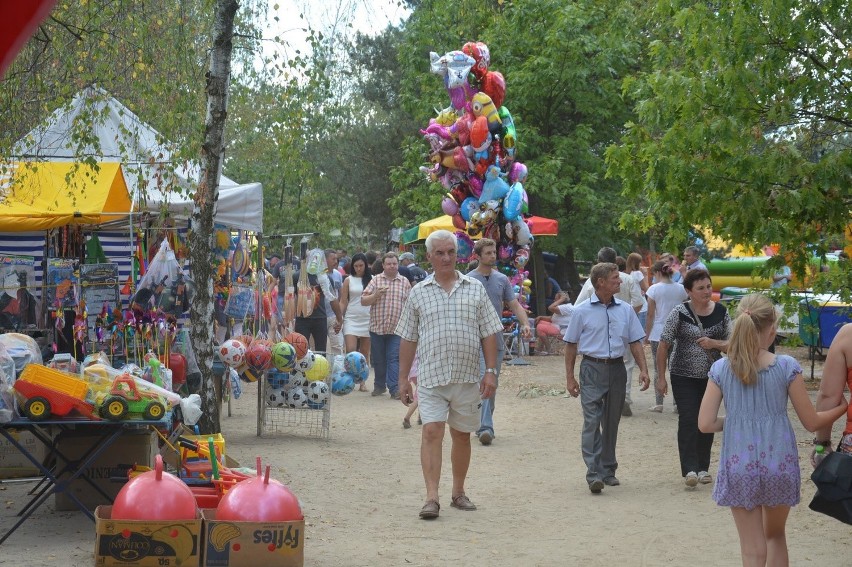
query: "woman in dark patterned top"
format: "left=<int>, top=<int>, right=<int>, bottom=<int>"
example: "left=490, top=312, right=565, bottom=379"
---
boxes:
left=656, top=269, right=730, bottom=487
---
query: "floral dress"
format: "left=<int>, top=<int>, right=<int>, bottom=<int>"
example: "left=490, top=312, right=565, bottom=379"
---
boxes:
left=708, top=355, right=802, bottom=509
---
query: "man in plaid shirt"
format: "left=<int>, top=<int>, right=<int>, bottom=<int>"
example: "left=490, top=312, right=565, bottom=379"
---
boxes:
left=396, top=230, right=504, bottom=519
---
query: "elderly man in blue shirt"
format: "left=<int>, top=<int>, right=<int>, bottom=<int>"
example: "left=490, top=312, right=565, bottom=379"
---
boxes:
left=564, top=262, right=650, bottom=494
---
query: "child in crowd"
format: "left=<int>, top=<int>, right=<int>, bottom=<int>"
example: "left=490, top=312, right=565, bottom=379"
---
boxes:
left=698, top=294, right=847, bottom=567
left=533, top=292, right=574, bottom=355
left=402, top=355, right=420, bottom=429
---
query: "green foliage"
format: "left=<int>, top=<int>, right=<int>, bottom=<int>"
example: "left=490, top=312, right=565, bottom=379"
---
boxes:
left=608, top=0, right=852, bottom=278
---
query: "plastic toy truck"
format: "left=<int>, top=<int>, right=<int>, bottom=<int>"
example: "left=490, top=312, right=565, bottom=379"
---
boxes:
left=96, top=375, right=167, bottom=421
left=13, top=364, right=98, bottom=421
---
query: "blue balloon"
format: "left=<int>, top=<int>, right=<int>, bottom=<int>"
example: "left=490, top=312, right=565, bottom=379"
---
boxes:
left=503, top=182, right=524, bottom=221
left=460, top=197, right=478, bottom=222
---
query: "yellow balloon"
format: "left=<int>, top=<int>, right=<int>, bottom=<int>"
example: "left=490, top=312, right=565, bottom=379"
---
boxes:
left=523, top=279, right=532, bottom=287
left=305, top=354, right=330, bottom=382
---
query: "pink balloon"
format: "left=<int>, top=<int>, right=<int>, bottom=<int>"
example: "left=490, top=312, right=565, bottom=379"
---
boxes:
left=112, top=455, right=197, bottom=521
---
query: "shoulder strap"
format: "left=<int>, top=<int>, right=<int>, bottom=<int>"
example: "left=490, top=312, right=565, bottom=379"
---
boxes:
left=684, top=300, right=705, bottom=331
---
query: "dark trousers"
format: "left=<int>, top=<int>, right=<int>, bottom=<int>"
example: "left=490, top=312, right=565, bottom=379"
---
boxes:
left=670, top=374, right=714, bottom=476
left=295, top=317, right=327, bottom=353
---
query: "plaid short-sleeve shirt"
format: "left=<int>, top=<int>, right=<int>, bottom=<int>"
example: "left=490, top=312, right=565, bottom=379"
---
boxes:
left=364, top=272, right=411, bottom=334
left=395, top=272, right=504, bottom=388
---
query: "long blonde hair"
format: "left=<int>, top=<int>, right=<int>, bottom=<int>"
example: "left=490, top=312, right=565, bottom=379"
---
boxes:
left=728, top=294, right=776, bottom=385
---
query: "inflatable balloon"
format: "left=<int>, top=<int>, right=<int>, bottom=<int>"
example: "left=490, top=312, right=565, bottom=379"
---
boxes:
left=503, top=183, right=524, bottom=221
left=469, top=116, right=491, bottom=161
left=442, top=195, right=460, bottom=216
left=467, top=174, right=483, bottom=199
left=514, top=248, right=530, bottom=269
left=460, top=197, right=479, bottom=222
left=462, top=41, right=490, bottom=79
left=479, top=165, right=510, bottom=203
left=113, top=455, right=197, bottom=521
left=514, top=219, right=532, bottom=245
left=471, top=93, right=502, bottom=135
left=499, top=106, right=517, bottom=158
left=456, top=231, right=474, bottom=262
left=480, top=71, right=506, bottom=109
left=452, top=212, right=467, bottom=230
left=508, top=161, right=528, bottom=185
left=521, top=186, right=529, bottom=213
left=498, top=244, right=514, bottom=261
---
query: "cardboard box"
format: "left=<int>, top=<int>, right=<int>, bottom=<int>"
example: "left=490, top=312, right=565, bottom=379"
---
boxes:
left=201, top=508, right=304, bottom=567
left=55, top=429, right=157, bottom=511
left=0, top=428, right=49, bottom=479
left=94, top=505, right=202, bottom=567
left=162, top=424, right=238, bottom=471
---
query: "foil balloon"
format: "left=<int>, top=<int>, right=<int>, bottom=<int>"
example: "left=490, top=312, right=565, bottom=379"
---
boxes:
left=449, top=184, right=469, bottom=204
left=521, top=187, right=529, bottom=213
left=429, top=50, right=475, bottom=90
left=431, top=147, right=472, bottom=172
left=467, top=174, right=483, bottom=199
left=480, top=70, right=506, bottom=110
left=462, top=41, right=490, bottom=79
left=499, top=106, right=517, bottom=158
left=508, top=161, right=528, bottom=185
left=479, top=165, right=510, bottom=203
left=471, top=92, right=502, bottom=135
left=513, top=248, right=530, bottom=269
left=469, top=116, right=491, bottom=161
left=484, top=222, right=500, bottom=242
left=460, top=196, right=479, bottom=222
left=452, top=213, right=467, bottom=230
left=442, top=195, right=460, bottom=216
left=513, top=219, right=533, bottom=245
left=498, top=244, right=514, bottom=261
left=503, top=183, right=524, bottom=221
left=455, top=231, right=475, bottom=262
left=452, top=112, right=474, bottom=147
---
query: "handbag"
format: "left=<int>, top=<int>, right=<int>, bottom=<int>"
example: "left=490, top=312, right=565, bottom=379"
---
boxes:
left=684, top=301, right=722, bottom=365
left=809, top=450, right=852, bottom=525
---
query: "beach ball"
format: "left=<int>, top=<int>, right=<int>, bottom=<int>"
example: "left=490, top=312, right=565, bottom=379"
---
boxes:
left=113, top=455, right=197, bottom=520
left=286, top=388, right=308, bottom=408
left=284, top=332, right=309, bottom=360
left=343, top=352, right=369, bottom=383
left=332, top=372, right=355, bottom=396
left=271, top=341, right=297, bottom=372
left=267, top=388, right=287, bottom=407
left=216, top=466, right=302, bottom=522
left=307, top=381, right=329, bottom=405
left=218, top=339, right=246, bottom=367
left=304, top=353, right=329, bottom=381
left=297, top=350, right=316, bottom=372
left=246, top=342, right=273, bottom=372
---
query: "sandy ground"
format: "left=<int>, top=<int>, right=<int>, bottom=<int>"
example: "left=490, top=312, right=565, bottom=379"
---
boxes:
left=1, top=344, right=850, bottom=566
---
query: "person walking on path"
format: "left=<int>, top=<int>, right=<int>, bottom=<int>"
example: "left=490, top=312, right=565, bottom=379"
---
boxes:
left=396, top=230, right=504, bottom=519
left=564, top=262, right=650, bottom=494
left=644, top=260, right=688, bottom=412
left=656, top=268, right=729, bottom=488
left=466, top=238, right=531, bottom=446
left=812, top=323, right=852, bottom=465
left=362, top=252, right=411, bottom=399
left=698, top=294, right=847, bottom=567
left=679, top=245, right=707, bottom=280
left=340, top=253, right=373, bottom=392
left=575, top=247, right=645, bottom=417
left=324, top=249, right=345, bottom=356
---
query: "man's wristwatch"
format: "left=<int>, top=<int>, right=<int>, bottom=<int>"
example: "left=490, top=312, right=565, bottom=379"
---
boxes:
left=813, top=438, right=832, bottom=446
left=484, top=368, right=498, bottom=377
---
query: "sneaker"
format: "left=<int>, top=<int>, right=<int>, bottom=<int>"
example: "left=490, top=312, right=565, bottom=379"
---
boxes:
left=621, top=403, right=632, bottom=417
left=371, top=388, right=387, bottom=397
left=390, top=391, right=400, bottom=400
left=648, top=405, right=663, bottom=413
left=698, top=471, right=712, bottom=485
left=478, top=431, right=493, bottom=446
left=685, top=471, right=698, bottom=487
left=603, top=476, right=620, bottom=486
left=589, top=479, right=604, bottom=494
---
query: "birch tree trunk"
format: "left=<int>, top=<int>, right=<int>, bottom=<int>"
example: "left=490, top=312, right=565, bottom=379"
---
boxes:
left=188, top=0, right=239, bottom=434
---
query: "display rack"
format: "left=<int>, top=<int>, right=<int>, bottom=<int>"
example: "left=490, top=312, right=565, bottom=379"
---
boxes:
left=257, top=352, right=333, bottom=440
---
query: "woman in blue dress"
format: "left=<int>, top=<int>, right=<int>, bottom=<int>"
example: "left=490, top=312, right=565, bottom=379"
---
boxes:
left=698, top=294, right=847, bottom=567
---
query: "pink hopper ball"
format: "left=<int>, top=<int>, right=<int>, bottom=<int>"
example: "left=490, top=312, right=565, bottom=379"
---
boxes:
left=216, top=464, right=303, bottom=522
left=112, top=455, right=198, bottom=520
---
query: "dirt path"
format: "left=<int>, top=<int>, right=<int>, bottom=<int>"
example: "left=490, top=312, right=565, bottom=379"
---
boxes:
left=1, top=346, right=849, bottom=566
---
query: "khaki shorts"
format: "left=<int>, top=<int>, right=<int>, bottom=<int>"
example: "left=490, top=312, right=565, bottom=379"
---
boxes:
left=417, top=382, right=482, bottom=433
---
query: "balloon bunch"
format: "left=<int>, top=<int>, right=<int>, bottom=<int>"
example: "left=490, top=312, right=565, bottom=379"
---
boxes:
left=420, top=41, right=534, bottom=269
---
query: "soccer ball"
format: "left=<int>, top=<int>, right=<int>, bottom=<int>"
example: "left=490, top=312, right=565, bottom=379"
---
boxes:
left=286, top=387, right=308, bottom=408
left=289, top=370, right=308, bottom=389
left=343, top=352, right=369, bottom=383
left=271, top=342, right=297, bottom=372
left=267, top=388, right=287, bottom=407
left=218, top=339, right=246, bottom=367
left=267, top=371, right=289, bottom=390
left=305, top=354, right=330, bottom=382
left=307, top=380, right=329, bottom=404
left=297, top=351, right=316, bottom=372
left=332, top=372, right=355, bottom=396
left=246, top=342, right=273, bottom=372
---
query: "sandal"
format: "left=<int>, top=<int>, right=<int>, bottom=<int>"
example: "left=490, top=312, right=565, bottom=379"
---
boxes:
left=419, top=499, right=440, bottom=519
left=450, top=493, right=477, bottom=511
left=403, top=418, right=411, bottom=429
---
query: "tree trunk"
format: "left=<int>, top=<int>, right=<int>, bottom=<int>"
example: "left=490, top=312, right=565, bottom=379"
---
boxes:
left=188, top=0, right=238, bottom=435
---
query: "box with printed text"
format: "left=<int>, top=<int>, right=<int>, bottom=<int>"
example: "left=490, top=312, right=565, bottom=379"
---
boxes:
left=201, top=508, right=304, bottom=567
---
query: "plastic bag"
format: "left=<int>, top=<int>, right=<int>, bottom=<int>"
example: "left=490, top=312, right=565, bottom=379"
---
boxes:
left=0, top=333, right=42, bottom=377
left=305, top=248, right=326, bottom=276
left=131, top=240, right=194, bottom=315
left=180, top=393, right=203, bottom=426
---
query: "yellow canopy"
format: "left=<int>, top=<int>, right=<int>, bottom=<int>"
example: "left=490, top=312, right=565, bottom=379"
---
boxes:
left=0, top=162, right=131, bottom=231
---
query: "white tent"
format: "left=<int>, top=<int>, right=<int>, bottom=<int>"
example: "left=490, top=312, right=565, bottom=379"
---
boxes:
left=12, top=86, right=263, bottom=232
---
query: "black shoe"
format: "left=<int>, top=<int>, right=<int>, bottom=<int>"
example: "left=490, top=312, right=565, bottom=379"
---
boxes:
left=390, top=391, right=400, bottom=400
left=603, top=476, right=620, bottom=486
left=371, top=388, right=387, bottom=397
left=589, top=480, right=604, bottom=494
left=621, top=403, right=632, bottom=417
left=478, top=431, right=493, bottom=446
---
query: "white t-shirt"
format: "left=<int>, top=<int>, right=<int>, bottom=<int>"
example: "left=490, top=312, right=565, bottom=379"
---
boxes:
left=645, top=281, right=688, bottom=342
left=551, top=304, right=574, bottom=332
left=630, top=270, right=648, bottom=313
